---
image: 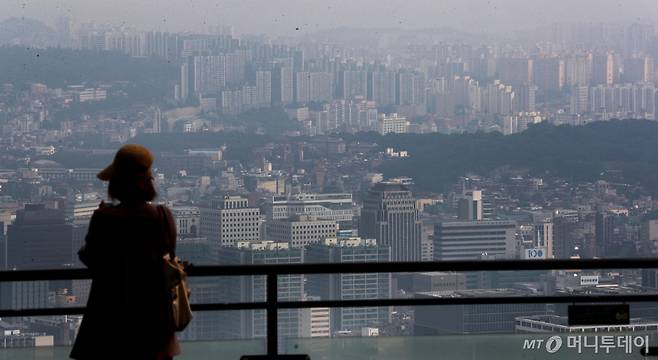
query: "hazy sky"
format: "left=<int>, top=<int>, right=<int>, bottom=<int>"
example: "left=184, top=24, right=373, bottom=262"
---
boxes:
left=4, top=0, right=658, bottom=36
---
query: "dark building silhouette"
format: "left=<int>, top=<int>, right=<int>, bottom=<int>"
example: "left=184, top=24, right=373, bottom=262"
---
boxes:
left=7, top=204, right=74, bottom=270
left=359, top=182, right=422, bottom=262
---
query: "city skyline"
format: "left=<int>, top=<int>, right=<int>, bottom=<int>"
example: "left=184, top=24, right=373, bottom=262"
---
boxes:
left=3, top=1, right=658, bottom=355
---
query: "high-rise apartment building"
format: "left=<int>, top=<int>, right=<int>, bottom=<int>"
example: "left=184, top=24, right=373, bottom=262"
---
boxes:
left=272, top=63, right=294, bottom=105
left=569, top=86, right=589, bottom=114
left=533, top=58, right=565, bottom=92
left=295, top=72, right=312, bottom=103
left=565, top=56, right=592, bottom=86
left=369, top=71, right=397, bottom=106
left=497, top=58, right=533, bottom=87
left=309, top=72, right=333, bottom=103
left=360, top=182, right=422, bottom=261
left=191, top=55, right=226, bottom=96
left=255, top=70, right=273, bottom=106
left=342, top=70, right=368, bottom=100
left=397, top=72, right=426, bottom=106
left=623, top=57, right=654, bottom=83
left=592, top=54, right=616, bottom=85
left=515, top=85, right=537, bottom=113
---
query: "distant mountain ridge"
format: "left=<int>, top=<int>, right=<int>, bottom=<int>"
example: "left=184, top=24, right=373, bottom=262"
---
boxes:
left=0, top=17, right=57, bottom=47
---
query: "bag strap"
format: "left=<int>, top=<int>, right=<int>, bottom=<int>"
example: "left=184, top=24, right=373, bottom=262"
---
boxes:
left=157, top=205, right=176, bottom=258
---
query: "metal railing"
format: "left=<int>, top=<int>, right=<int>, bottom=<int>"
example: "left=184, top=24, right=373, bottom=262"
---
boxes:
left=2, top=258, right=658, bottom=358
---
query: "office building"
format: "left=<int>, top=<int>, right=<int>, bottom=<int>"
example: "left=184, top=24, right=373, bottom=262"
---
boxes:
left=641, top=219, right=658, bottom=255
left=360, top=182, right=422, bottom=261
left=176, top=237, right=220, bottom=341
left=516, top=315, right=658, bottom=334
left=457, top=190, right=483, bottom=221
left=433, top=220, right=517, bottom=261
left=596, top=210, right=631, bottom=257
left=266, top=193, right=354, bottom=230
left=7, top=205, right=74, bottom=270
left=534, top=222, right=554, bottom=259
left=300, top=298, right=331, bottom=338
left=171, top=206, right=201, bottom=238
left=411, top=272, right=466, bottom=293
left=415, top=289, right=547, bottom=334
left=266, top=215, right=337, bottom=248
left=553, top=210, right=580, bottom=259
left=200, top=196, right=261, bottom=247
left=217, top=241, right=304, bottom=344
left=306, top=238, right=392, bottom=333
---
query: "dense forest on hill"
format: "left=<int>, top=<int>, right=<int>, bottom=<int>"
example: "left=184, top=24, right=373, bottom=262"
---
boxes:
left=131, top=120, right=658, bottom=193
left=355, top=120, right=658, bottom=193
left=0, top=46, right=176, bottom=100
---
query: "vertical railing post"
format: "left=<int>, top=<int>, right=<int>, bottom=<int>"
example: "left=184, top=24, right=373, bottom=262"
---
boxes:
left=266, top=273, right=278, bottom=357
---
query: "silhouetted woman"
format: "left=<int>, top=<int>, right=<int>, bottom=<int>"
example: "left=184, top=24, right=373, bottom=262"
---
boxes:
left=70, top=144, right=180, bottom=360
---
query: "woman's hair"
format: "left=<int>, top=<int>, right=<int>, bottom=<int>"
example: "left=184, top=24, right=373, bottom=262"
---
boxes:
left=107, top=172, right=157, bottom=203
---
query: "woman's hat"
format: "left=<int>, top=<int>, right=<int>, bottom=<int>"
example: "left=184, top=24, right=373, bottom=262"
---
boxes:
left=97, top=144, right=154, bottom=181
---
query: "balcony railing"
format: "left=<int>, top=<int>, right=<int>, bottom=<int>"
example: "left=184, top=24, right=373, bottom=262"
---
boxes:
left=2, top=258, right=658, bottom=358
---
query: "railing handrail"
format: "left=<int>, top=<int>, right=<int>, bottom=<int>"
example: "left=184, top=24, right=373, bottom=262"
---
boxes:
left=2, top=258, right=658, bottom=358
left=1, top=258, right=656, bottom=281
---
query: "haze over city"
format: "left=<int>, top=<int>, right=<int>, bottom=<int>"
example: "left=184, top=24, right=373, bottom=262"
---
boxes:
left=3, top=1, right=658, bottom=359
left=5, top=0, right=658, bottom=35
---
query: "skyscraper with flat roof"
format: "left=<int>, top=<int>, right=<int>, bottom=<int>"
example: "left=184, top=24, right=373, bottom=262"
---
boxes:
left=266, top=193, right=353, bottom=230
left=306, top=237, right=392, bottom=333
left=200, top=195, right=261, bottom=247
left=7, top=204, right=74, bottom=270
left=433, top=220, right=517, bottom=262
left=216, top=241, right=303, bottom=344
left=360, top=182, right=422, bottom=261
left=266, top=215, right=337, bottom=248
